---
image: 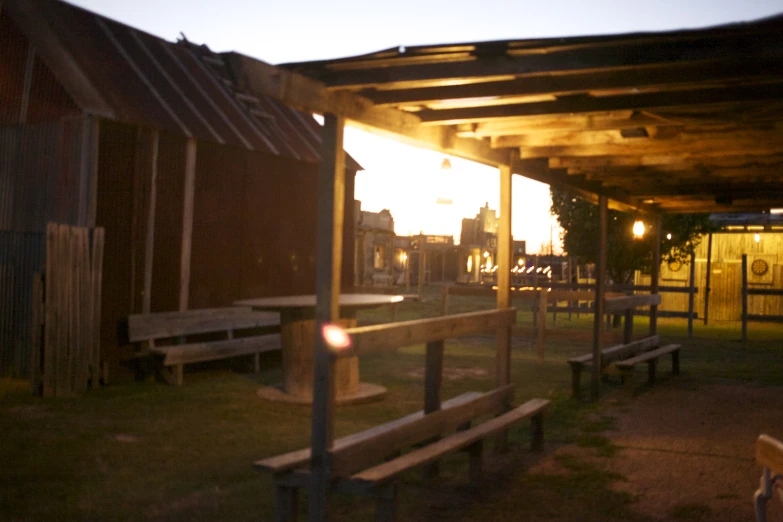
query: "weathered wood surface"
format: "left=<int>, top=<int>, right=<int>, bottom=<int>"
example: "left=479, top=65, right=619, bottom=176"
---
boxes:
left=349, top=398, right=550, bottom=484
left=234, top=293, right=402, bottom=311
left=255, top=391, right=483, bottom=474
left=330, top=385, right=515, bottom=476
left=341, top=308, right=516, bottom=358
left=568, top=335, right=661, bottom=367
left=614, top=343, right=681, bottom=369
left=127, top=307, right=280, bottom=342
left=153, top=334, right=282, bottom=366
left=757, top=434, right=783, bottom=473
left=604, top=293, right=662, bottom=313
left=40, top=224, right=104, bottom=397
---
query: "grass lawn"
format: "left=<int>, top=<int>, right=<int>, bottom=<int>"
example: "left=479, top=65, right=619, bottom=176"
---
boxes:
left=1, top=285, right=780, bottom=521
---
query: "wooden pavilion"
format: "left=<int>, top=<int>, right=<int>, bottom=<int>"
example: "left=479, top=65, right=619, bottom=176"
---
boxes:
left=230, top=14, right=783, bottom=519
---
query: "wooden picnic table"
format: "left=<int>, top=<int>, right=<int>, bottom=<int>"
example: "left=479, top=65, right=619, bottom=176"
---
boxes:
left=234, top=294, right=401, bottom=405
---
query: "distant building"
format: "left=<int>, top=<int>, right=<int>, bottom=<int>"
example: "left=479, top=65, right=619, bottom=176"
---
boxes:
left=458, top=204, right=525, bottom=283
left=354, top=202, right=395, bottom=286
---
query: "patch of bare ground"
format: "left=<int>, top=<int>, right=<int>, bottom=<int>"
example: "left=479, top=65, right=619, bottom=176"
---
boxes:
left=599, top=381, right=783, bottom=521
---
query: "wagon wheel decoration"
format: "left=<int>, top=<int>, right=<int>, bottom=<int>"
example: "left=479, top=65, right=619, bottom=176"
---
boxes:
left=668, top=260, right=682, bottom=272
left=751, top=259, right=769, bottom=276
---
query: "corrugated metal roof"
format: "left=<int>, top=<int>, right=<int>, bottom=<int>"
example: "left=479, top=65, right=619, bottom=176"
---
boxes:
left=4, top=0, right=361, bottom=169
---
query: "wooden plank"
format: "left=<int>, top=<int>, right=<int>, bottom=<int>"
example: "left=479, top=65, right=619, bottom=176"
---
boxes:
left=255, top=391, right=482, bottom=474
left=179, top=138, right=196, bottom=312
left=127, top=308, right=280, bottom=342
left=742, top=254, right=748, bottom=341
left=153, top=334, right=282, bottom=365
left=30, top=273, right=43, bottom=395
left=604, top=293, right=662, bottom=312
left=591, top=196, right=608, bottom=400
left=341, top=308, right=517, bottom=358
left=424, top=341, right=444, bottom=414
left=68, top=227, right=80, bottom=394
left=615, top=344, right=681, bottom=368
left=496, top=163, right=512, bottom=396
left=757, top=434, right=783, bottom=473
left=310, top=113, right=345, bottom=521
left=142, top=130, right=159, bottom=314
left=55, top=224, right=70, bottom=397
left=78, top=228, right=91, bottom=394
left=687, top=251, right=696, bottom=338
left=747, top=288, right=783, bottom=297
left=568, top=336, right=661, bottom=366
left=90, top=227, right=104, bottom=388
left=43, top=224, right=57, bottom=397
left=331, top=385, right=515, bottom=476
left=349, top=398, right=550, bottom=485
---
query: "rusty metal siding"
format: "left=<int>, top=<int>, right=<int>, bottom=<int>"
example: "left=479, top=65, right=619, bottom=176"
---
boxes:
left=0, top=231, right=45, bottom=377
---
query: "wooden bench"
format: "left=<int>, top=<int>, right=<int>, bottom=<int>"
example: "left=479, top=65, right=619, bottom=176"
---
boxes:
left=127, top=307, right=281, bottom=385
left=255, top=307, right=551, bottom=521
left=613, top=343, right=681, bottom=394
left=257, top=386, right=550, bottom=521
left=568, top=335, right=681, bottom=397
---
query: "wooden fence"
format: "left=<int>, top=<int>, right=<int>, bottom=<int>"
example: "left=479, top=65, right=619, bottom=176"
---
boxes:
left=741, top=253, right=783, bottom=341
left=30, top=223, right=105, bottom=397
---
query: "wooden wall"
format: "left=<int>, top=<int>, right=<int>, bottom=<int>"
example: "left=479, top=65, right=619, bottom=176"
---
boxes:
left=636, top=232, right=783, bottom=321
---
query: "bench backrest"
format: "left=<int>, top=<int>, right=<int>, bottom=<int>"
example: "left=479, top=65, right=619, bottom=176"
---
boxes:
left=128, top=307, right=280, bottom=343
left=601, top=335, right=660, bottom=364
left=330, top=384, right=515, bottom=476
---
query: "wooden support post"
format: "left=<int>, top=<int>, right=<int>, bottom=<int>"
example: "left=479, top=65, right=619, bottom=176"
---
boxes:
left=417, top=241, right=425, bottom=300
left=591, top=195, right=608, bottom=401
left=623, top=307, right=633, bottom=344
left=704, top=233, right=713, bottom=326
left=18, top=41, right=34, bottom=123
left=424, top=339, right=444, bottom=477
left=536, top=289, right=547, bottom=359
left=275, top=485, right=299, bottom=522
left=404, top=251, right=411, bottom=291
left=179, top=138, right=196, bottom=312
left=309, top=113, right=345, bottom=522
left=142, top=130, right=159, bottom=314
left=742, top=253, right=748, bottom=342
left=567, top=257, right=573, bottom=320
left=687, top=250, right=696, bottom=338
left=496, top=163, right=512, bottom=450
left=440, top=286, right=449, bottom=316
left=649, top=214, right=661, bottom=336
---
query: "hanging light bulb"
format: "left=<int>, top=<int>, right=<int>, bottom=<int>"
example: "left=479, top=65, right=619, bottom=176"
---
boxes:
left=633, top=220, right=645, bottom=238
left=440, top=158, right=452, bottom=170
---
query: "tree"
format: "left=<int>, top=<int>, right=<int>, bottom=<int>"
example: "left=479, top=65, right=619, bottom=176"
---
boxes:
left=550, top=187, right=719, bottom=284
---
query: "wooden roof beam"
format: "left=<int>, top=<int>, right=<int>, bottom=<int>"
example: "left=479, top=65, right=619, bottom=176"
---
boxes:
left=224, top=53, right=508, bottom=167
left=510, top=157, right=648, bottom=213
left=513, top=131, right=783, bottom=159
left=550, top=153, right=783, bottom=170
left=298, top=32, right=782, bottom=89
left=417, top=83, right=783, bottom=125
left=365, top=59, right=783, bottom=107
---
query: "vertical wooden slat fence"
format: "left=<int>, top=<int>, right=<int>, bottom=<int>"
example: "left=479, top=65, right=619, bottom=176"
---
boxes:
left=35, top=222, right=104, bottom=397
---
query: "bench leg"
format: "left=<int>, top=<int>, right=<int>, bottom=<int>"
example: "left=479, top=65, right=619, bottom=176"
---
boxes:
left=468, top=440, right=484, bottom=487
left=647, top=359, right=657, bottom=384
left=254, top=353, right=261, bottom=373
left=672, top=350, right=680, bottom=376
left=161, top=365, right=184, bottom=386
left=624, top=370, right=635, bottom=396
left=374, top=483, right=398, bottom=522
left=531, top=412, right=545, bottom=452
left=275, top=484, right=299, bottom=522
left=570, top=364, right=582, bottom=399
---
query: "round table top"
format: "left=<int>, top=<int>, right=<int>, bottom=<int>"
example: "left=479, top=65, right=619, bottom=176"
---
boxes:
left=234, top=293, right=404, bottom=311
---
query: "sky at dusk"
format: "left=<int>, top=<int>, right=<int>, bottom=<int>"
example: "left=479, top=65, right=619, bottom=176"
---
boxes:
left=68, top=0, right=783, bottom=252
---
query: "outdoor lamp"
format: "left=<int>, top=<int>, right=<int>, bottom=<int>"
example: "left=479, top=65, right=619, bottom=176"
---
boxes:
left=633, top=220, right=645, bottom=238
left=755, top=233, right=761, bottom=243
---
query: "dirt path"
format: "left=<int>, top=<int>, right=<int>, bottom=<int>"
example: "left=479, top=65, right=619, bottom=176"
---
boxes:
left=591, top=381, right=783, bottom=521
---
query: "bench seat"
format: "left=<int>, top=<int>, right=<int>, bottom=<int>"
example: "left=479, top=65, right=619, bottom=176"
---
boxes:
left=127, top=307, right=281, bottom=385
left=613, top=343, right=681, bottom=394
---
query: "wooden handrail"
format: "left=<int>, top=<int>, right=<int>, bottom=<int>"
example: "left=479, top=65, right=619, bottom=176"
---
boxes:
left=336, top=308, right=516, bottom=359
left=604, top=294, right=662, bottom=313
